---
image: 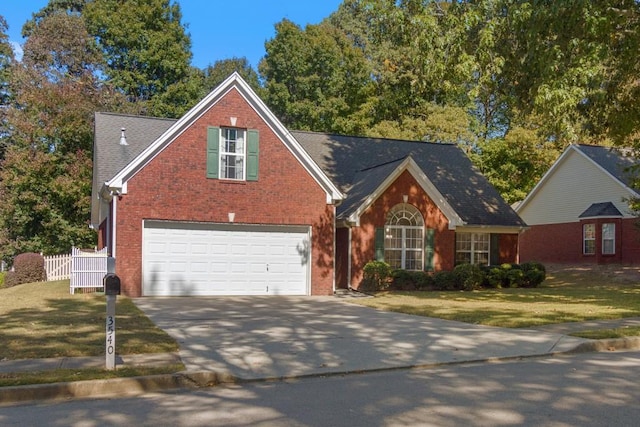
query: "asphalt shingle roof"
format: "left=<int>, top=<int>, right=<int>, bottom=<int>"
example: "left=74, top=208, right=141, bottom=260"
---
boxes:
left=579, top=202, right=623, bottom=218
left=291, top=131, right=526, bottom=227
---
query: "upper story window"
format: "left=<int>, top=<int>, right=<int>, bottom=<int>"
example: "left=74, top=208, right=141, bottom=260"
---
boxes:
left=206, top=126, right=259, bottom=181
left=220, top=128, right=245, bottom=180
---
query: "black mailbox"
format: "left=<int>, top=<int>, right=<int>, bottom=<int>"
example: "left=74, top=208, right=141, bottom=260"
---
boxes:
left=104, top=273, right=121, bottom=296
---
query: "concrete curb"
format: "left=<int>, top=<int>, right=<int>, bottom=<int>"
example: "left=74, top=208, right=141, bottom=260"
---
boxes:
left=0, top=370, right=237, bottom=406
left=1, top=337, right=638, bottom=406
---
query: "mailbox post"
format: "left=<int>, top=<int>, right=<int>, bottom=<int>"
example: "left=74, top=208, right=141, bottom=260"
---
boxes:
left=104, top=273, right=121, bottom=370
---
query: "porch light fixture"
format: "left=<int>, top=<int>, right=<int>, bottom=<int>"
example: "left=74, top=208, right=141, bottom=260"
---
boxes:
left=119, top=128, right=128, bottom=146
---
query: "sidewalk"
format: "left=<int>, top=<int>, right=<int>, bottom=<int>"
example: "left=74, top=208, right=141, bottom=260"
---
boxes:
left=1, top=316, right=639, bottom=406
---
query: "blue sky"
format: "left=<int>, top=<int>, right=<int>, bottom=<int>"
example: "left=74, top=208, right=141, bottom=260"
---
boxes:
left=2, top=0, right=343, bottom=69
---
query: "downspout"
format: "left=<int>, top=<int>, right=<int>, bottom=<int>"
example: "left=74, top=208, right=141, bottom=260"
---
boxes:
left=347, top=226, right=352, bottom=289
left=332, top=204, right=336, bottom=294
left=111, top=194, right=117, bottom=259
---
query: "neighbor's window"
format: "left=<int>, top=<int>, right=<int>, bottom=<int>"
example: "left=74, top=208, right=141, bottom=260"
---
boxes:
left=583, top=223, right=596, bottom=255
left=602, top=223, right=615, bottom=255
left=220, top=128, right=245, bottom=180
left=384, top=204, right=424, bottom=270
left=455, top=233, right=489, bottom=265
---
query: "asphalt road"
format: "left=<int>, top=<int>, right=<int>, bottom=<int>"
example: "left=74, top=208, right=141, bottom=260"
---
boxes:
left=1, top=350, right=639, bottom=427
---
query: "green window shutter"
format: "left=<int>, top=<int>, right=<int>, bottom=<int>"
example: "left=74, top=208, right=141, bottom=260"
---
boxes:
left=425, top=228, right=435, bottom=271
left=206, top=126, right=220, bottom=179
left=490, top=233, right=500, bottom=265
left=375, top=227, right=385, bottom=261
left=246, top=129, right=259, bottom=181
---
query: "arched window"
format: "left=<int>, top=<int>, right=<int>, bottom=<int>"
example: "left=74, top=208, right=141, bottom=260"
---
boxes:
left=384, top=204, right=424, bottom=270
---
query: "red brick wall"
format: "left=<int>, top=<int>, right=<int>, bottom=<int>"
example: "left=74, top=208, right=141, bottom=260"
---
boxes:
left=114, top=88, right=334, bottom=296
left=519, top=218, right=640, bottom=265
left=349, top=170, right=454, bottom=288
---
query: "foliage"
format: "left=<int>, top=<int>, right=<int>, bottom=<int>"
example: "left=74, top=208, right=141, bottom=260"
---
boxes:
left=82, top=0, right=193, bottom=116
left=361, top=260, right=392, bottom=291
left=452, top=263, right=485, bottom=291
left=0, top=271, right=5, bottom=287
left=0, top=12, right=122, bottom=263
left=519, top=261, right=547, bottom=288
left=390, top=269, right=434, bottom=291
left=432, top=270, right=457, bottom=291
left=3, top=252, right=46, bottom=287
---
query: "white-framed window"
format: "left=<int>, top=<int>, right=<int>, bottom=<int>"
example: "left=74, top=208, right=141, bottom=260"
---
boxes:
left=220, top=128, right=245, bottom=180
left=602, top=223, right=615, bottom=255
left=384, top=204, right=424, bottom=270
left=583, top=223, right=596, bottom=255
left=455, top=233, right=490, bottom=265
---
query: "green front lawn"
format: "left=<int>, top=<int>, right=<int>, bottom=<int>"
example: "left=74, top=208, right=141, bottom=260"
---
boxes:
left=352, top=267, right=640, bottom=329
left=0, top=280, right=178, bottom=360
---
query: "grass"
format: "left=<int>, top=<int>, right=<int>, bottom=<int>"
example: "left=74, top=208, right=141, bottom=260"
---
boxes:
left=352, top=267, right=640, bottom=329
left=0, top=280, right=179, bottom=360
left=0, top=365, right=184, bottom=387
left=571, top=326, right=640, bottom=340
left=0, top=280, right=182, bottom=386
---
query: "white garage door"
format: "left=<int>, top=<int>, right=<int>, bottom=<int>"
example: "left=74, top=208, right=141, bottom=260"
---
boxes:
left=142, top=221, right=310, bottom=296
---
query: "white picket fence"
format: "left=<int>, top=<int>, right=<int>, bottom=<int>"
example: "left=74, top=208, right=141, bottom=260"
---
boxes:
left=43, top=253, right=72, bottom=281
left=70, top=247, right=108, bottom=294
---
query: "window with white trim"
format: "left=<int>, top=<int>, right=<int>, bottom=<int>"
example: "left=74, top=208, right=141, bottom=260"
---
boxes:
left=455, top=233, right=490, bottom=265
left=602, top=223, right=615, bottom=255
left=384, top=204, right=424, bottom=270
left=220, top=128, right=245, bottom=180
left=583, top=223, right=595, bottom=255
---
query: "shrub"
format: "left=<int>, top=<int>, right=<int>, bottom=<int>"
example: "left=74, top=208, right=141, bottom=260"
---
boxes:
left=390, top=270, right=435, bottom=291
left=433, top=270, right=456, bottom=291
left=0, top=271, right=5, bottom=288
left=453, top=263, right=484, bottom=291
left=361, top=261, right=392, bottom=291
left=520, top=261, right=546, bottom=288
left=3, top=253, right=46, bottom=288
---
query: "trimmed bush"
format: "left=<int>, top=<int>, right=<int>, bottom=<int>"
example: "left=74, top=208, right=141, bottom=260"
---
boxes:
left=361, top=261, right=392, bottom=291
left=433, top=270, right=456, bottom=291
left=0, top=271, right=5, bottom=288
left=391, top=270, right=435, bottom=291
left=520, top=261, right=546, bottom=288
left=3, top=253, right=47, bottom=288
left=453, top=263, right=484, bottom=291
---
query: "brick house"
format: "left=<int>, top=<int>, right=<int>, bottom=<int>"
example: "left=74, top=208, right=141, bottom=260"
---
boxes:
left=517, top=144, right=640, bottom=265
left=91, top=73, right=526, bottom=296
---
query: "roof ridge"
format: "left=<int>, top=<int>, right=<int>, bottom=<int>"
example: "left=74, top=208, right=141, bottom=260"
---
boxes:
left=96, top=111, right=179, bottom=123
left=358, top=156, right=407, bottom=172
left=291, top=129, right=456, bottom=146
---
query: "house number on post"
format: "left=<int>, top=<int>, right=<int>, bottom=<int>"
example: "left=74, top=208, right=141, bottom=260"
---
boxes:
left=103, top=273, right=121, bottom=370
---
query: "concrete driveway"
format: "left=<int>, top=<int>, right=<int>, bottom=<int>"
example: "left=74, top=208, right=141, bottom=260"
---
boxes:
left=133, top=296, right=587, bottom=380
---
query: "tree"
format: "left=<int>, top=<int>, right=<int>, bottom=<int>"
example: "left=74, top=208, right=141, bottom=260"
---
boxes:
left=0, top=15, right=14, bottom=159
left=83, top=0, right=193, bottom=116
left=260, top=19, right=373, bottom=134
left=0, top=12, right=123, bottom=262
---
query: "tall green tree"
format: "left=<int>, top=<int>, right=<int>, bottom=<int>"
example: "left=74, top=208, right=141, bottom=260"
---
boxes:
left=0, top=12, right=123, bottom=261
left=0, top=15, right=14, bottom=158
left=260, top=19, right=373, bottom=134
left=83, top=0, right=193, bottom=116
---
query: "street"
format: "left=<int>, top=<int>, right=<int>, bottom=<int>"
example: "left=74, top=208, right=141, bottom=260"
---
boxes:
left=1, top=350, right=638, bottom=426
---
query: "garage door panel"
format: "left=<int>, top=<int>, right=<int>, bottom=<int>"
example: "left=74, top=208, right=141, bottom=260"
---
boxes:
left=143, top=221, right=309, bottom=296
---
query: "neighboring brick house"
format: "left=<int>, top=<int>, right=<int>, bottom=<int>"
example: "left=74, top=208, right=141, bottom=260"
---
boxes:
left=91, top=73, right=526, bottom=297
left=516, top=144, right=640, bottom=265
